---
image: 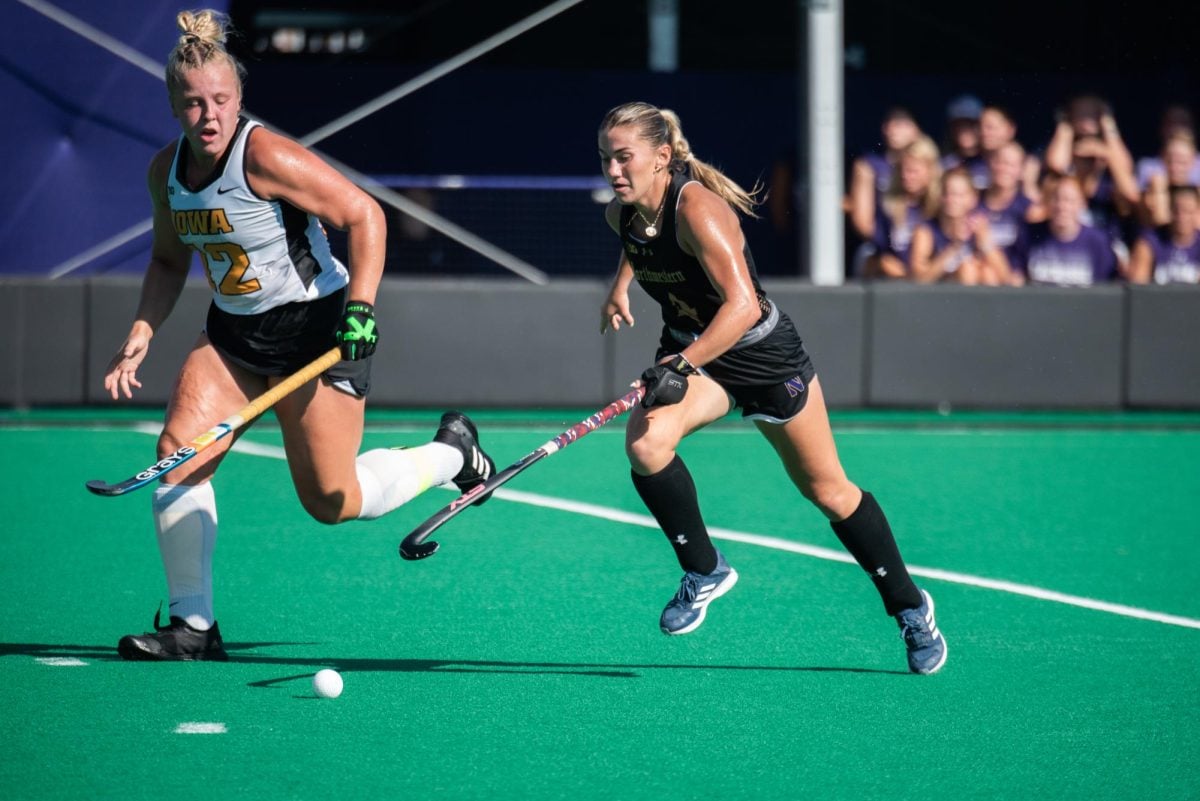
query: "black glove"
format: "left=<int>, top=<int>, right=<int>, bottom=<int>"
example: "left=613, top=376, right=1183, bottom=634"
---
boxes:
left=336, top=300, right=379, bottom=361
left=640, top=354, right=698, bottom=408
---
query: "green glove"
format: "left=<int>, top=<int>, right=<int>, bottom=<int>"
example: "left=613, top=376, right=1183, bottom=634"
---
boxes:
left=336, top=300, right=379, bottom=361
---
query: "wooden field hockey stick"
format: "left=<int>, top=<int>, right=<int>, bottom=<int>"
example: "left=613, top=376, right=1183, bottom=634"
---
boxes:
left=85, top=347, right=343, bottom=497
left=399, top=386, right=645, bottom=561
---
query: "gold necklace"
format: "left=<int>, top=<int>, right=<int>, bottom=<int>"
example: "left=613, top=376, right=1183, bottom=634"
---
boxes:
left=633, top=186, right=669, bottom=238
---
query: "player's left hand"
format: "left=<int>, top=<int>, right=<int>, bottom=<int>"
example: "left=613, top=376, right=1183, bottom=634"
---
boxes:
left=601, top=290, right=634, bottom=333
left=337, top=300, right=379, bottom=360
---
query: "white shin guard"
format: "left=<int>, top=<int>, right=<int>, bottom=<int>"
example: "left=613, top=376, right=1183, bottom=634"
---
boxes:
left=152, top=482, right=218, bottom=631
left=355, top=443, right=462, bottom=520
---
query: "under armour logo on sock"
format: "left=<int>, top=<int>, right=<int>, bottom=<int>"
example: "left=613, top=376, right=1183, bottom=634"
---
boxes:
left=874, top=566, right=888, bottom=577
left=675, top=534, right=688, bottom=545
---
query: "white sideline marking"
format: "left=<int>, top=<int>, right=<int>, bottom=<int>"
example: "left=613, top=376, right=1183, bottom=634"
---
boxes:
left=126, top=429, right=1200, bottom=631
left=35, top=657, right=87, bottom=666
left=174, top=722, right=226, bottom=735
left=493, top=488, right=1200, bottom=631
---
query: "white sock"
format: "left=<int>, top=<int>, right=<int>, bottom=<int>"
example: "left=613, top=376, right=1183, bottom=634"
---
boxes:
left=355, top=443, right=463, bottom=520
left=152, top=482, right=217, bottom=631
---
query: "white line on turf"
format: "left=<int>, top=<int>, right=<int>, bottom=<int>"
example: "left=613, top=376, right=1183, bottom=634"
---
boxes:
left=493, top=489, right=1200, bottom=631
left=34, top=657, right=87, bottom=666
left=174, top=722, right=227, bottom=734
left=126, top=429, right=1200, bottom=631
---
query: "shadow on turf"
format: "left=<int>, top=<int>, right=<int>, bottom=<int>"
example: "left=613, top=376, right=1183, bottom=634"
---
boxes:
left=0, top=641, right=313, bottom=663
left=3, top=642, right=911, bottom=678
left=241, top=655, right=910, bottom=685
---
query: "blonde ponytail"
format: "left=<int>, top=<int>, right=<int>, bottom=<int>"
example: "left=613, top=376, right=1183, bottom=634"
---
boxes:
left=600, top=102, right=762, bottom=217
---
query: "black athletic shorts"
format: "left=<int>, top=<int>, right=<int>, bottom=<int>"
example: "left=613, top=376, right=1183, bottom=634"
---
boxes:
left=656, top=308, right=816, bottom=423
left=205, top=288, right=372, bottom=397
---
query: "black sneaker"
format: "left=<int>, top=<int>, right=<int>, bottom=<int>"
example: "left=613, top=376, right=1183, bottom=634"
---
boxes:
left=433, top=411, right=496, bottom=505
left=118, top=608, right=228, bottom=662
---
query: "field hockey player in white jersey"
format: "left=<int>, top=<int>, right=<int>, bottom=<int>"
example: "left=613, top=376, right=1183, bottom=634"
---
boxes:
left=102, top=9, right=493, bottom=661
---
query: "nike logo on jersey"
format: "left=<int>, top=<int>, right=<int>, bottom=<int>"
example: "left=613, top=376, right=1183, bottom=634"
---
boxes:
left=217, top=185, right=237, bottom=194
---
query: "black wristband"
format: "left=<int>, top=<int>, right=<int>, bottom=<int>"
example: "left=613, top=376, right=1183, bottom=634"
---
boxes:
left=669, top=353, right=699, bottom=376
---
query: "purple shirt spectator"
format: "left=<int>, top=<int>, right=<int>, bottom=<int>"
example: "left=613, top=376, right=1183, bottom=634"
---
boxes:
left=1014, top=222, right=1118, bottom=286
left=874, top=204, right=927, bottom=265
left=1136, top=156, right=1200, bottom=189
left=1138, top=226, right=1200, bottom=284
left=977, top=192, right=1031, bottom=263
left=1079, top=173, right=1129, bottom=248
left=941, top=153, right=989, bottom=190
left=861, top=152, right=893, bottom=194
left=914, top=219, right=978, bottom=278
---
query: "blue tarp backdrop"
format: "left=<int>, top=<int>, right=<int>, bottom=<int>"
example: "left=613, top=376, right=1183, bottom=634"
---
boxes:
left=2, top=1, right=229, bottom=276
left=5, top=2, right=1196, bottom=279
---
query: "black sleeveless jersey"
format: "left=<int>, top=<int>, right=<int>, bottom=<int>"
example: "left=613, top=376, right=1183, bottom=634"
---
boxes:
left=619, top=170, right=770, bottom=335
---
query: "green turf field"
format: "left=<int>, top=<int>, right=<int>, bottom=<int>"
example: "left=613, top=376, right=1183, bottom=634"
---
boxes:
left=2, top=410, right=1198, bottom=800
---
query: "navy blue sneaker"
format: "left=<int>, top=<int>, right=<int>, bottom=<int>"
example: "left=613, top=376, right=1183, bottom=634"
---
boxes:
left=660, top=551, right=739, bottom=635
left=433, top=411, right=495, bottom=505
left=895, top=589, right=947, bottom=674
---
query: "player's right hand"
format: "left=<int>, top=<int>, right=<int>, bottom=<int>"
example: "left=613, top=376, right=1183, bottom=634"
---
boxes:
left=638, top=354, right=697, bottom=409
left=104, top=330, right=151, bottom=400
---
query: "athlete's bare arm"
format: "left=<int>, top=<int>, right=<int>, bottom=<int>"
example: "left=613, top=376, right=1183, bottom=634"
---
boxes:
left=103, top=146, right=197, bottom=400
left=673, top=184, right=761, bottom=367
left=244, top=128, right=386, bottom=305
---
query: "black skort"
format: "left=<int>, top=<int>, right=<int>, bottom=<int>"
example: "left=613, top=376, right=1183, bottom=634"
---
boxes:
left=205, top=288, right=371, bottom=397
left=656, top=309, right=817, bottom=423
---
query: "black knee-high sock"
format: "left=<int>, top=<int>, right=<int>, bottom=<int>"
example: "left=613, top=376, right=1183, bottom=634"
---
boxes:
left=830, top=491, right=922, bottom=616
left=631, top=455, right=718, bottom=574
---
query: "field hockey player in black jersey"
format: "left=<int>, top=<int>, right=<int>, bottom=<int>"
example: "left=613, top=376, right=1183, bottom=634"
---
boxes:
left=597, top=101, right=946, bottom=674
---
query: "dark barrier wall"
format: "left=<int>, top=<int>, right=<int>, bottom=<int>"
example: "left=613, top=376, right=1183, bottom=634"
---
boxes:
left=868, top=284, right=1127, bottom=409
left=1127, top=286, right=1200, bottom=408
left=3, top=278, right=1197, bottom=410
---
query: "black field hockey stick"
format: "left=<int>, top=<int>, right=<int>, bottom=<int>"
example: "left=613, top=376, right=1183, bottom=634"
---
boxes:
left=399, top=386, right=645, bottom=561
left=86, top=347, right=343, bottom=497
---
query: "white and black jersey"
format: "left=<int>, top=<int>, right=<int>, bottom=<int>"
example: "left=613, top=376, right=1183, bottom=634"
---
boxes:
left=166, top=117, right=349, bottom=315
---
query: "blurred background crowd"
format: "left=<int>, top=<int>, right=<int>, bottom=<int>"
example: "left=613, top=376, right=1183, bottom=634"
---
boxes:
left=839, top=94, right=1200, bottom=287
left=7, top=1, right=1200, bottom=285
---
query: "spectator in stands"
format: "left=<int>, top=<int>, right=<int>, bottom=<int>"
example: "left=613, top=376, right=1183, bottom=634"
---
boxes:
left=1128, top=184, right=1200, bottom=284
left=980, top=103, right=1041, bottom=201
left=1011, top=175, right=1119, bottom=286
left=940, top=95, right=988, bottom=190
left=861, top=136, right=942, bottom=279
left=910, top=168, right=1012, bottom=285
left=846, top=106, right=922, bottom=242
left=1043, top=93, right=1140, bottom=268
left=1138, top=132, right=1198, bottom=228
left=979, top=141, right=1039, bottom=267
left=1135, top=103, right=1200, bottom=191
